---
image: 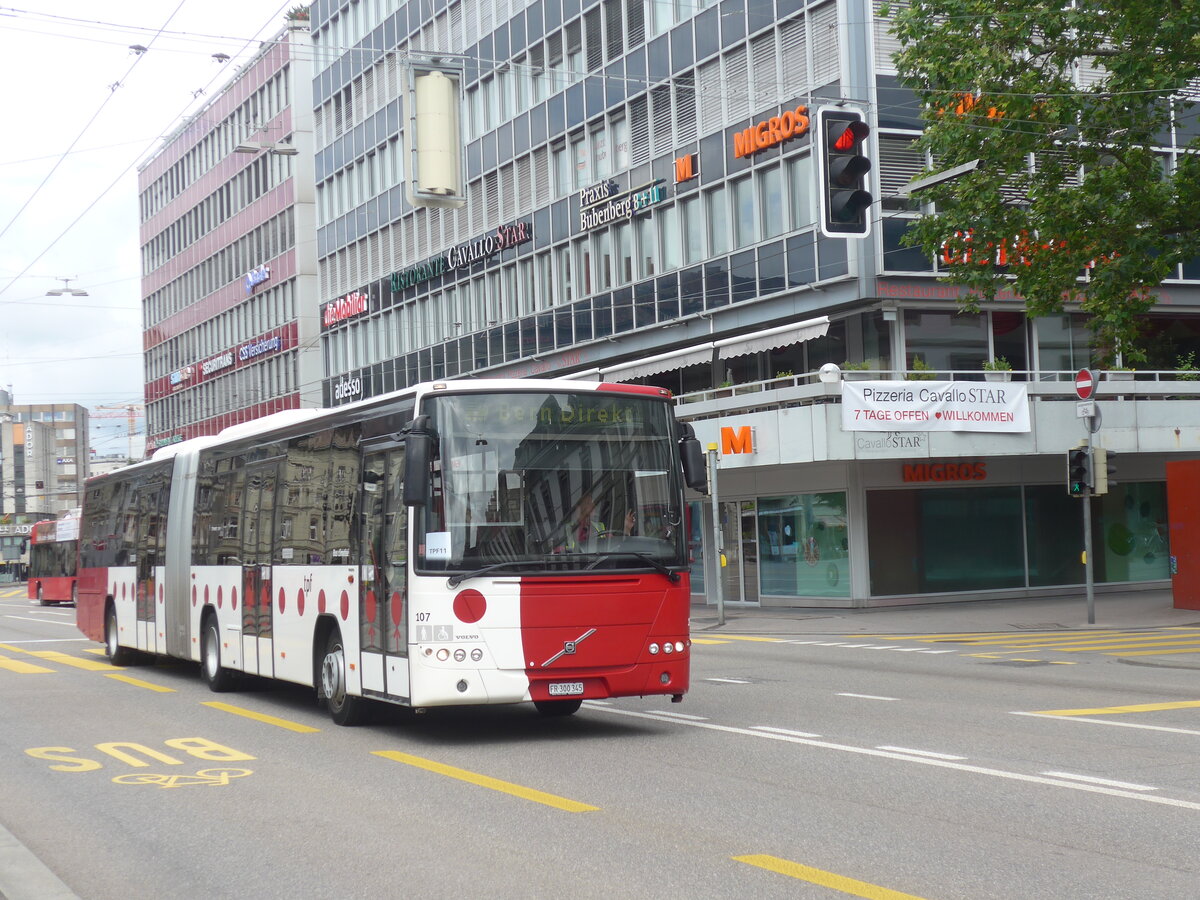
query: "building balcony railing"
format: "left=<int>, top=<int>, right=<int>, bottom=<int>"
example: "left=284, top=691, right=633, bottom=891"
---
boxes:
left=675, top=369, right=1200, bottom=421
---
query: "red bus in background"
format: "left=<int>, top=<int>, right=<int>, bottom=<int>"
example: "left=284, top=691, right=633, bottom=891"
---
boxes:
left=28, top=510, right=80, bottom=606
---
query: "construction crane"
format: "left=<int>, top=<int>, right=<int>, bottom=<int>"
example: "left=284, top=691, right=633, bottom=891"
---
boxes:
left=93, top=403, right=146, bottom=462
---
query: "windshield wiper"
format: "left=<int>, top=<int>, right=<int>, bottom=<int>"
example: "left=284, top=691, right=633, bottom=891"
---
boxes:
left=447, top=559, right=536, bottom=588
left=586, top=552, right=681, bottom=583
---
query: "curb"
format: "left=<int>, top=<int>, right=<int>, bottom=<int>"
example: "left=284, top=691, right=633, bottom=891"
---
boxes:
left=0, top=822, right=81, bottom=900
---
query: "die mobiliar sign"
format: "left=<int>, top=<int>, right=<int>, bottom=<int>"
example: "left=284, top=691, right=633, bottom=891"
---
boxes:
left=841, top=380, right=1030, bottom=433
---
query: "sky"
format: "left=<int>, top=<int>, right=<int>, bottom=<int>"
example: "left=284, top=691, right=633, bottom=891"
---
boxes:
left=0, top=1, right=300, bottom=455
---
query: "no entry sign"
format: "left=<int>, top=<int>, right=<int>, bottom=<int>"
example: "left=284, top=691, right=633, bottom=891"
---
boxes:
left=1075, top=368, right=1095, bottom=400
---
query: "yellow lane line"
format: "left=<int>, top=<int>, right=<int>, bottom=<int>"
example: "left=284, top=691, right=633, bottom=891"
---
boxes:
left=924, top=631, right=1178, bottom=648
left=82, top=648, right=107, bottom=656
left=373, top=750, right=598, bottom=812
left=202, top=701, right=320, bottom=733
left=716, top=635, right=783, bottom=643
left=0, top=655, right=54, bottom=674
left=1108, top=647, right=1200, bottom=656
left=734, top=855, right=927, bottom=899
left=105, top=673, right=176, bottom=692
left=866, top=630, right=1121, bottom=641
left=1032, top=700, right=1200, bottom=717
left=1058, top=640, right=1200, bottom=652
left=691, top=638, right=730, bottom=645
left=23, top=650, right=116, bottom=671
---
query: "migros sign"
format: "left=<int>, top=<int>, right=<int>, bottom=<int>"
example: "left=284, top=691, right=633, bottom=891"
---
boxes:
left=732, top=105, right=810, bottom=159
left=721, top=425, right=754, bottom=455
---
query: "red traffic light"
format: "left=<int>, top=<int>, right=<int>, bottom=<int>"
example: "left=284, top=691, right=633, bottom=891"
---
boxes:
left=832, top=120, right=870, bottom=152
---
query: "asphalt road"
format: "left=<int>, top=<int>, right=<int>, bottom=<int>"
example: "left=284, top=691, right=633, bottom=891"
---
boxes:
left=4, top=591, right=1200, bottom=899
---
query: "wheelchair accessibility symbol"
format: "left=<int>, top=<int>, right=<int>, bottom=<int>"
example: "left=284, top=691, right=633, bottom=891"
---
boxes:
left=112, top=767, right=253, bottom=788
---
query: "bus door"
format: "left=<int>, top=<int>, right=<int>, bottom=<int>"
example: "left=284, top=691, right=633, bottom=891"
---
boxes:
left=133, top=481, right=167, bottom=653
left=240, top=463, right=279, bottom=677
left=358, top=447, right=409, bottom=699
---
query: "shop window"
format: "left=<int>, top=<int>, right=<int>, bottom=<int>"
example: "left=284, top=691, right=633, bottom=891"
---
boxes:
left=904, top=309, right=987, bottom=374
left=758, top=493, right=850, bottom=598
left=867, top=486, right=1026, bottom=595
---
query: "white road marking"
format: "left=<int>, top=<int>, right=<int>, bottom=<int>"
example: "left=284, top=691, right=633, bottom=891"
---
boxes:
left=1041, top=771, right=1157, bottom=791
left=654, top=710, right=708, bottom=720
left=1012, top=711, right=1200, bottom=737
left=837, top=692, right=897, bottom=701
left=752, top=726, right=822, bottom=738
left=2, top=616, right=78, bottom=627
left=590, top=706, right=1200, bottom=812
left=876, top=745, right=967, bottom=761
left=705, top=677, right=751, bottom=684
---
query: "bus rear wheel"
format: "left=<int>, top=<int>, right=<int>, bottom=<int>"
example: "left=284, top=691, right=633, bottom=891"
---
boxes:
left=534, top=699, right=583, bottom=717
left=201, top=617, right=237, bottom=692
left=320, top=630, right=368, bottom=726
left=105, top=605, right=135, bottom=666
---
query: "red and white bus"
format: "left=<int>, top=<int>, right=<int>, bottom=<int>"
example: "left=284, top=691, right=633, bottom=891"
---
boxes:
left=28, top=510, right=81, bottom=606
left=76, top=379, right=707, bottom=724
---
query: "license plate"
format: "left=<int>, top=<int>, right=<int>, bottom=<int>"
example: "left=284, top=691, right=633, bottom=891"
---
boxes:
left=548, top=681, right=584, bottom=696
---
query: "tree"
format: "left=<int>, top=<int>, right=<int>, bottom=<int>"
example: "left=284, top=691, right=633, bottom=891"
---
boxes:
left=885, top=0, right=1200, bottom=364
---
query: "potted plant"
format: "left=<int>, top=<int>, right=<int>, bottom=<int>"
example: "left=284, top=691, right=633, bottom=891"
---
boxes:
left=841, top=360, right=872, bottom=381
left=1178, top=351, right=1199, bottom=382
left=770, top=369, right=795, bottom=389
left=1106, top=367, right=1135, bottom=382
left=906, top=356, right=937, bottom=380
left=982, top=356, right=1013, bottom=382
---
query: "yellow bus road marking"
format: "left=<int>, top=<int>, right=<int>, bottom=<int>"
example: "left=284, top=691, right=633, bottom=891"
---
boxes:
left=690, top=638, right=730, bottom=645
left=866, top=630, right=1122, bottom=641
left=734, top=855, right=928, bottom=899
left=716, top=635, right=783, bottom=643
left=373, top=750, right=598, bottom=812
left=1061, top=640, right=1200, bottom=652
left=0, top=655, right=55, bottom=674
left=22, top=650, right=116, bottom=671
left=1032, top=700, right=1200, bottom=717
left=924, top=631, right=1177, bottom=648
left=202, top=701, right=320, bottom=733
left=82, top=648, right=107, bottom=656
left=105, top=673, right=176, bottom=692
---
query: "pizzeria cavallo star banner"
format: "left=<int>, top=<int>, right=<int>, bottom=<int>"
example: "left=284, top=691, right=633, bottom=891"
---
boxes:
left=841, top=380, right=1030, bottom=433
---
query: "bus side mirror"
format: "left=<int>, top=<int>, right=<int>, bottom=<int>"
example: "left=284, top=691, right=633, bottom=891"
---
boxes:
left=403, top=415, right=437, bottom=507
left=679, top=424, right=708, bottom=494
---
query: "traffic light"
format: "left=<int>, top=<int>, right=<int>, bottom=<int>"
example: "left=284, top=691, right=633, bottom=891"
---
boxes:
left=816, top=107, right=873, bottom=238
left=1093, top=448, right=1117, bottom=495
left=1067, top=446, right=1093, bottom=496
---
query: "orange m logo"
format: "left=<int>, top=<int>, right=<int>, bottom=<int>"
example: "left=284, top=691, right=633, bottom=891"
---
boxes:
left=674, top=153, right=696, bottom=183
left=721, top=426, right=754, bottom=455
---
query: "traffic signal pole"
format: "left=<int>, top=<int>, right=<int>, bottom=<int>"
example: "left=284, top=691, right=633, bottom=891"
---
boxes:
left=1084, top=428, right=1095, bottom=625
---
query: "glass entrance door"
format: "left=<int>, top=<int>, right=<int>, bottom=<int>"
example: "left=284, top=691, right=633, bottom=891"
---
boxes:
left=717, top=500, right=760, bottom=606
left=359, top=449, right=409, bottom=691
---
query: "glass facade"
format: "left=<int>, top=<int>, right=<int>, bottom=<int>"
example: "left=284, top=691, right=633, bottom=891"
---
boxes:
left=867, top=482, right=1169, bottom=597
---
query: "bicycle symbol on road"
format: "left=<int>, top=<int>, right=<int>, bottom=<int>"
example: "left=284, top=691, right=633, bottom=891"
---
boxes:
left=112, top=767, right=253, bottom=789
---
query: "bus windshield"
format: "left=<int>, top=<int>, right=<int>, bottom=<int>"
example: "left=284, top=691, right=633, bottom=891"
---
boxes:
left=419, top=390, right=685, bottom=573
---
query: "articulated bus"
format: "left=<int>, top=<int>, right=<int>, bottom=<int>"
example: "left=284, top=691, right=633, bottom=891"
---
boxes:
left=77, top=379, right=707, bottom=724
left=28, top=510, right=81, bottom=606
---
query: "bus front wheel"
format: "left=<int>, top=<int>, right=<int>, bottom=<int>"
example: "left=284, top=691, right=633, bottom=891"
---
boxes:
left=320, top=631, right=368, bottom=726
left=201, top=617, right=237, bottom=692
left=105, top=606, right=135, bottom=666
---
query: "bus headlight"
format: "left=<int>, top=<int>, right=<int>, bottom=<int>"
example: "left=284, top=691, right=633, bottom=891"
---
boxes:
left=648, top=643, right=659, bottom=655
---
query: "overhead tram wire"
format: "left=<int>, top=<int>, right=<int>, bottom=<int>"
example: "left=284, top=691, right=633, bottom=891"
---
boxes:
left=0, top=1, right=291, bottom=301
left=0, top=0, right=189, bottom=251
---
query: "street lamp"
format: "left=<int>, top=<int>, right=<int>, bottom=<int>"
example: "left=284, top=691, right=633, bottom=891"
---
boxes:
left=46, top=277, right=88, bottom=297
left=235, top=141, right=299, bottom=156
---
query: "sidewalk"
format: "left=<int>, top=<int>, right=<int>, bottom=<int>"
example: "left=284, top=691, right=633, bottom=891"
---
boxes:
left=690, top=588, right=1200, bottom=636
